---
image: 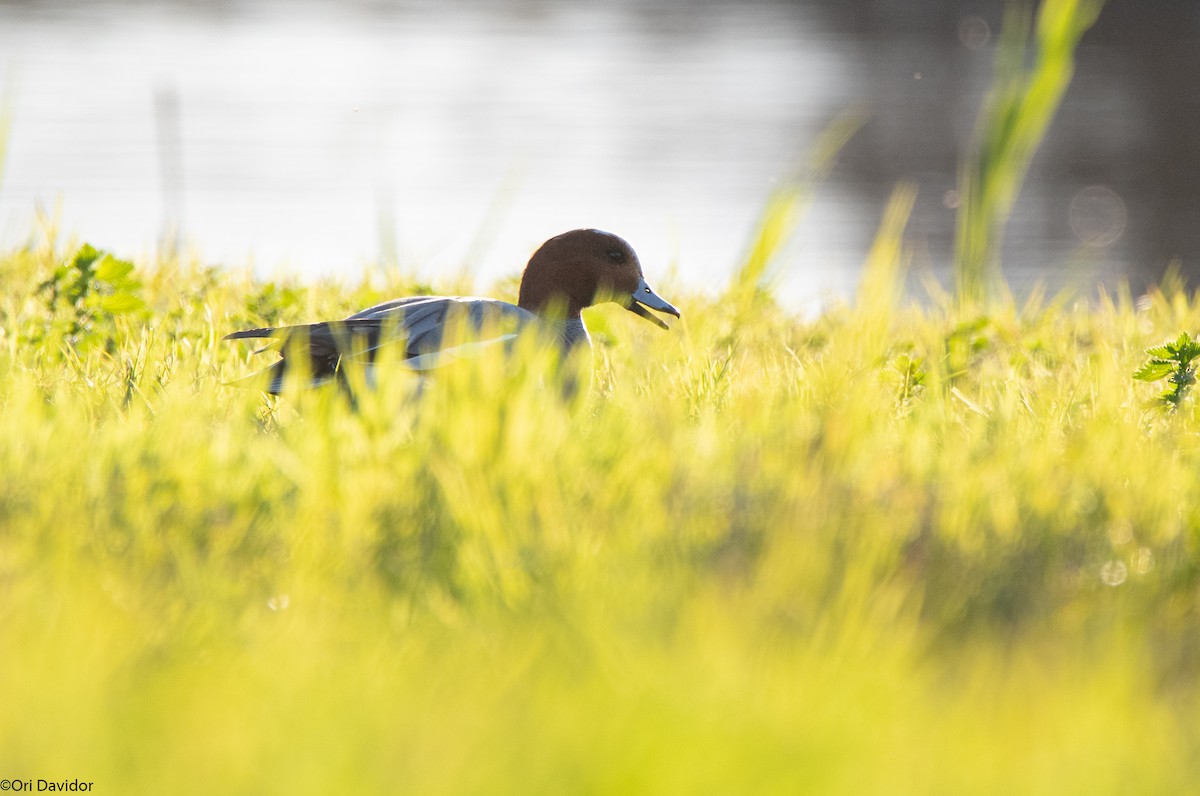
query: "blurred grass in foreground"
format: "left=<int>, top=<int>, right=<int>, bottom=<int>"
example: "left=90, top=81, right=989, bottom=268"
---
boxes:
left=2, top=215, right=1200, bottom=794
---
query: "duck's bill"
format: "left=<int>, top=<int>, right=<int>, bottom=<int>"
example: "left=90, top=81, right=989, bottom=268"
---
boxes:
left=626, top=278, right=681, bottom=329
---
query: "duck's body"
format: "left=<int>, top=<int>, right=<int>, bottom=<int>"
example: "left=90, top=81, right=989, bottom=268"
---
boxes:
left=225, top=229, right=679, bottom=393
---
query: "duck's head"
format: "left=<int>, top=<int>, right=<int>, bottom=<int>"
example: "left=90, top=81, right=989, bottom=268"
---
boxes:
left=518, top=229, right=680, bottom=328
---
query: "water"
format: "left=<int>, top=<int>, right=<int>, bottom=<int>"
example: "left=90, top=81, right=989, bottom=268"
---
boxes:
left=1, top=0, right=1195, bottom=304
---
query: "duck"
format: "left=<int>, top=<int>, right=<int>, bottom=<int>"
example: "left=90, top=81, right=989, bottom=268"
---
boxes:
left=224, top=228, right=680, bottom=393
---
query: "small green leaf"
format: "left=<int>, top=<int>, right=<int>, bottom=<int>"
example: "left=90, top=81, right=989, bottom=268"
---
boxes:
left=94, top=254, right=135, bottom=283
left=1145, top=345, right=1174, bottom=360
left=71, top=243, right=101, bottom=271
left=98, top=293, right=146, bottom=314
left=1132, top=361, right=1174, bottom=382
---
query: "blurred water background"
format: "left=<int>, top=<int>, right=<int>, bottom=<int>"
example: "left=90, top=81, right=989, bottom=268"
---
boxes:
left=0, top=0, right=1197, bottom=305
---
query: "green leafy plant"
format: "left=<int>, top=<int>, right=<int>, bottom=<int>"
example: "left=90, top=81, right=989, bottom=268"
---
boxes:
left=1133, top=332, right=1200, bottom=407
left=30, top=243, right=146, bottom=352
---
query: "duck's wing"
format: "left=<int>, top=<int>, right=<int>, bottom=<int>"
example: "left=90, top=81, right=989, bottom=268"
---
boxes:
left=347, top=296, right=538, bottom=368
left=224, top=296, right=536, bottom=392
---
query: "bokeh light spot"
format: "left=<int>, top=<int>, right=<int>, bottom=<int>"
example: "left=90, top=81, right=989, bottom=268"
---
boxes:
left=958, top=16, right=991, bottom=50
left=1100, top=560, right=1128, bottom=587
left=1069, top=185, right=1127, bottom=247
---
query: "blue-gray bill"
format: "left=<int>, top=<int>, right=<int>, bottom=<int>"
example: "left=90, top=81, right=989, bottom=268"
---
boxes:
left=625, top=277, right=680, bottom=329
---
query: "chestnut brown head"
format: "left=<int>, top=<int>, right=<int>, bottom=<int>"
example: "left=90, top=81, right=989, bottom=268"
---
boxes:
left=517, top=229, right=679, bottom=328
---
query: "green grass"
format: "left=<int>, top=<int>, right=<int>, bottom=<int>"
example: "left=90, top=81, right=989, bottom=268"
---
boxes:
left=2, top=219, right=1200, bottom=794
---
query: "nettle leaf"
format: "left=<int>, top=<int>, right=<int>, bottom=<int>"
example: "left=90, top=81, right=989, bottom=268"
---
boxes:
left=94, top=253, right=136, bottom=284
left=29, top=243, right=148, bottom=354
left=1133, top=360, right=1174, bottom=382
left=1135, top=333, right=1200, bottom=408
left=98, top=292, right=146, bottom=314
left=71, top=243, right=102, bottom=272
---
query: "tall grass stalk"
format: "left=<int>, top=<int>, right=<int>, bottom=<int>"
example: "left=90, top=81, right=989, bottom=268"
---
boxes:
left=857, top=183, right=916, bottom=324
left=730, top=109, right=865, bottom=307
left=954, top=0, right=1103, bottom=304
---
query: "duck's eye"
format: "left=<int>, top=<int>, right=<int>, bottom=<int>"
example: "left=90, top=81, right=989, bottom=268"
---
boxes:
left=607, top=250, right=626, bottom=264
